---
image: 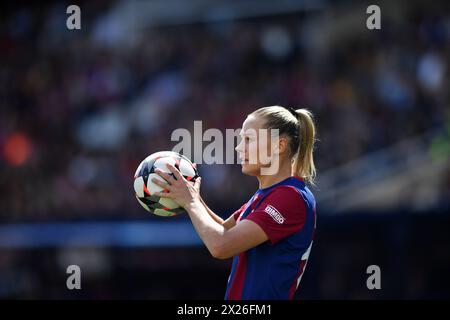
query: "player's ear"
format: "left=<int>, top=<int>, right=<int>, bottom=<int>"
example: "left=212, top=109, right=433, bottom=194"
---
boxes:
left=276, top=136, right=289, bottom=154
left=271, top=136, right=285, bottom=157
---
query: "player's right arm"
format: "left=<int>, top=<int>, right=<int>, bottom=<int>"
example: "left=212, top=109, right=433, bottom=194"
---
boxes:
left=200, top=196, right=236, bottom=230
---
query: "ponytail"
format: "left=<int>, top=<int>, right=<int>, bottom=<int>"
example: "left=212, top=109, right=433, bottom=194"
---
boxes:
left=294, top=109, right=316, bottom=185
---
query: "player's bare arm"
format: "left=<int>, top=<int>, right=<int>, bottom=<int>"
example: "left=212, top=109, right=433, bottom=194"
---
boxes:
left=152, top=163, right=267, bottom=258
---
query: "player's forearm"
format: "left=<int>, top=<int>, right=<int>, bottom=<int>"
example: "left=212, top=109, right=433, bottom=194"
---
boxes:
left=184, top=198, right=228, bottom=258
left=199, top=196, right=224, bottom=225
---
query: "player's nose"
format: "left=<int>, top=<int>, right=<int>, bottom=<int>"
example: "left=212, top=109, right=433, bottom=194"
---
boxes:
left=235, top=140, right=243, bottom=153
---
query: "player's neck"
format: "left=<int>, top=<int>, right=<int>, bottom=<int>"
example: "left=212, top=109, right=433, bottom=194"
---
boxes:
left=257, top=162, right=292, bottom=189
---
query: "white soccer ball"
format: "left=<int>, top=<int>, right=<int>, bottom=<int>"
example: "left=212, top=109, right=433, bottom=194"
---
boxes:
left=133, top=151, right=198, bottom=216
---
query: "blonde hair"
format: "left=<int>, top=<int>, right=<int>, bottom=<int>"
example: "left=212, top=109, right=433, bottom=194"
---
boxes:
left=251, top=106, right=317, bottom=185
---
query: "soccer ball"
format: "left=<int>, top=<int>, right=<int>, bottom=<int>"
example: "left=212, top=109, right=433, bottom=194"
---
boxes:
left=133, top=151, right=198, bottom=216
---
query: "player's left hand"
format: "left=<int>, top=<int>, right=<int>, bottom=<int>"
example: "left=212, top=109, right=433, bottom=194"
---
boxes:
left=152, top=163, right=201, bottom=208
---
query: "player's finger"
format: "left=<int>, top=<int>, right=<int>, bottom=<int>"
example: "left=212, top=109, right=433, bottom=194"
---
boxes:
left=153, top=191, right=175, bottom=199
left=154, top=168, right=175, bottom=184
left=151, top=177, right=172, bottom=190
left=166, top=163, right=184, bottom=181
left=194, top=176, right=201, bottom=189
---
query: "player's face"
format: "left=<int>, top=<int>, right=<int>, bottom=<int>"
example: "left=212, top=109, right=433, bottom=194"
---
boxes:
left=235, top=115, right=275, bottom=176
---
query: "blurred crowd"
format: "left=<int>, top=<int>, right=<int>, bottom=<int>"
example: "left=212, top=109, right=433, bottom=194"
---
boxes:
left=1, top=212, right=449, bottom=299
left=0, top=1, right=449, bottom=222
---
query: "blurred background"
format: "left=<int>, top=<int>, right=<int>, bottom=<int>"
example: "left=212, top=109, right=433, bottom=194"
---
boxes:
left=0, top=0, right=449, bottom=299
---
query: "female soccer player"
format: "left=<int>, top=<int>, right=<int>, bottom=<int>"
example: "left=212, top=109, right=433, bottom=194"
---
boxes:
left=152, top=106, right=317, bottom=300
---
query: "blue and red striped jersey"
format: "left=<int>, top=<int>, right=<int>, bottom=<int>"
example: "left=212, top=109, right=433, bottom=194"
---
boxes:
left=225, top=176, right=316, bottom=300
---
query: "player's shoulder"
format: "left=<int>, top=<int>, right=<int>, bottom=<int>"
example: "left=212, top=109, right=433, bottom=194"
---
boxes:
left=252, top=184, right=307, bottom=226
left=262, top=184, right=306, bottom=211
left=265, top=177, right=306, bottom=200
left=273, top=177, right=316, bottom=209
left=261, top=177, right=315, bottom=212
left=267, top=184, right=302, bottom=199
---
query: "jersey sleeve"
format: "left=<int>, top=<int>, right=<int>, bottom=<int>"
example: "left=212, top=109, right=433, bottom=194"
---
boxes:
left=230, top=203, right=247, bottom=222
left=244, top=186, right=307, bottom=245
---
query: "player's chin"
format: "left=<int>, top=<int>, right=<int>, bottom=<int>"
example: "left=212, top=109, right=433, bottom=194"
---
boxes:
left=240, top=163, right=260, bottom=176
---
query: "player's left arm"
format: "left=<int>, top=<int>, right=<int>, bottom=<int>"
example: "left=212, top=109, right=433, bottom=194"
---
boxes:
left=184, top=185, right=307, bottom=259
left=184, top=200, right=268, bottom=259
left=152, top=163, right=268, bottom=259
left=184, top=188, right=307, bottom=259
